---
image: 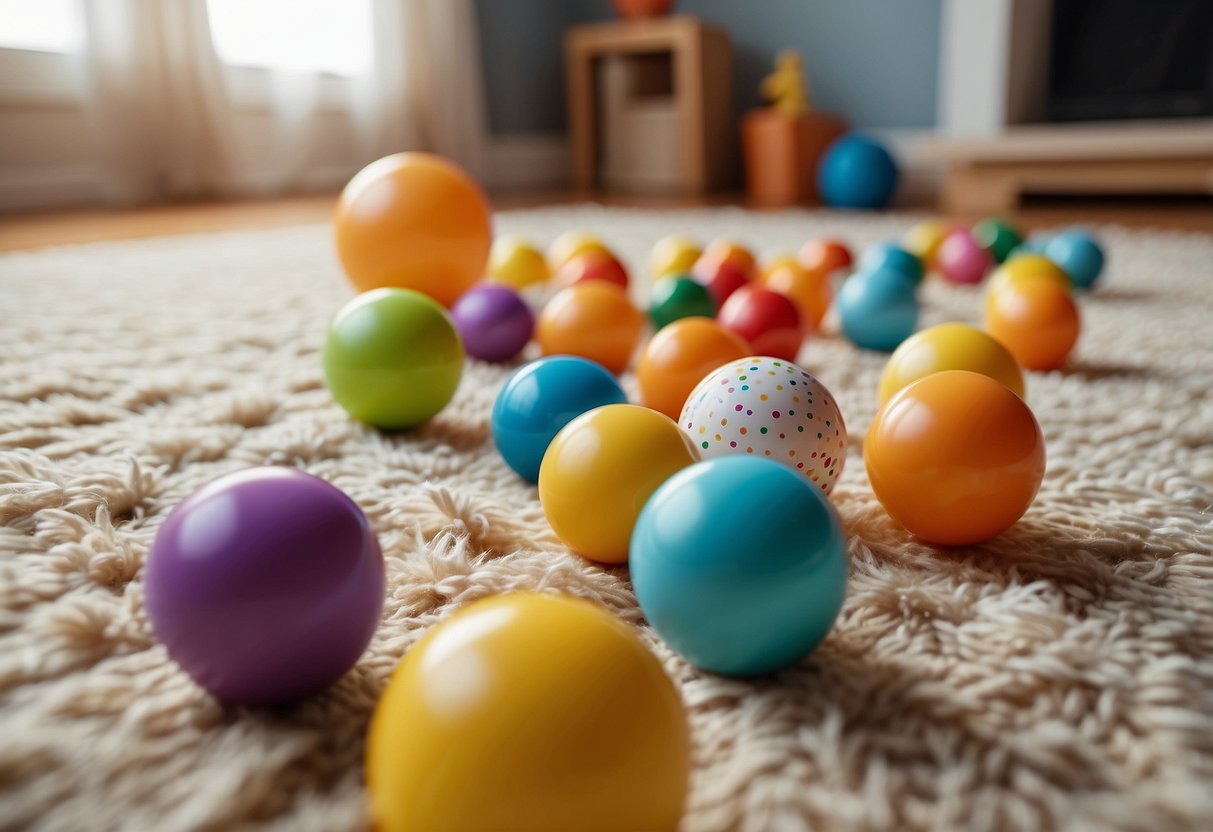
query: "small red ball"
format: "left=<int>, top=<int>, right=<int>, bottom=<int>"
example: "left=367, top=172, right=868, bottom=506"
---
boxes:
left=559, top=251, right=629, bottom=290
left=717, top=285, right=805, bottom=361
left=799, top=239, right=853, bottom=277
left=692, top=257, right=751, bottom=306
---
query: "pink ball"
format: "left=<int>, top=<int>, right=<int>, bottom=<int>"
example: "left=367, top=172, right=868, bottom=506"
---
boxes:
left=936, top=229, right=993, bottom=285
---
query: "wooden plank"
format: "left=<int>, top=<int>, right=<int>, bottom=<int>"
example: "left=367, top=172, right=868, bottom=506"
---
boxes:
left=921, top=119, right=1213, bottom=163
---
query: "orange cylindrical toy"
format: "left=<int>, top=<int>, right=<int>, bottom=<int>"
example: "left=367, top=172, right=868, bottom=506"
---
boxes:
left=536, top=282, right=645, bottom=375
left=865, top=370, right=1046, bottom=546
left=984, top=277, right=1080, bottom=371
left=334, top=153, right=492, bottom=307
left=637, top=318, right=750, bottom=419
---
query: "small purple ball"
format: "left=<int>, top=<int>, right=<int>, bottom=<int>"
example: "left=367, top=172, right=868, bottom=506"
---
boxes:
left=144, top=467, right=384, bottom=704
left=451, top=282, right=535, bottom=362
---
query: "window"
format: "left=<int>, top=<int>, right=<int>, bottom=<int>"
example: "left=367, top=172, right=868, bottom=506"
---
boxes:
left=206, top=0, right=372, bottom=75
left=0, top=0, right=82, bottom=53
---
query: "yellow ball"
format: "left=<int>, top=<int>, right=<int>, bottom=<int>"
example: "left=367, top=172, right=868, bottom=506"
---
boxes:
left=650, top=234, right=702, bottom=280
left=488, top=234, right=550, bottom=288
left=878, top=322, right=1025, bottom=405
left=539, top=404, right=699, bottom=563
left=367, top=593, right=690, bottom=832
left=988, top=254, right=1071, bottom=297
left=549, top=230, right=612, bottom=273
left=903, top=220, right=948, bottom=268
left=759, top=253, right=800, bottom=281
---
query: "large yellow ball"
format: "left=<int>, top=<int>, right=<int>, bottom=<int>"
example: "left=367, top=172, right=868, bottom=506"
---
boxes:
left=334, top=153, right=492, bottom=307
left=877, top=322, right=1025, bottom=405
left=366, top=593, right=691, bottom=832
left=488, top=234, right=550, bottom=288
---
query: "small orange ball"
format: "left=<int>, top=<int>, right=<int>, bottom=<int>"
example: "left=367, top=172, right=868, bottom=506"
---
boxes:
left=865, top=370, right=1046, bottom=546
left=334, top=153, right=492, bottom=307
left=637, top=318, right=750, bottom=419
left=984, top=277, right=1080, bottom=371
left=536, top=282, right=645, bottom=375
left=760, top=259, right=833, bottom=331
left=701, top=240, right=757, bottom=277
left=798, top=238, right=853, bottom=278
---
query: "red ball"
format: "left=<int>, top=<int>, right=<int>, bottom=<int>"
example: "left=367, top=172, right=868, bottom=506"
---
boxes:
left=559, top=252, right=629, bottom=290
left=799, top=239, right=853, bottom=277
left=691, top=257, right=751, bottom=306
left=718, top=285, right=805, bottom=361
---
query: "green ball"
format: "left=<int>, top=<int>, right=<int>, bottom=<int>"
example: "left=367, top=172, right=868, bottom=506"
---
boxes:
left=649, top=275, right=716, bottom=330
left=972, top=218, right=1023, bottom=264
left=323, top=288, right=464, bottom=429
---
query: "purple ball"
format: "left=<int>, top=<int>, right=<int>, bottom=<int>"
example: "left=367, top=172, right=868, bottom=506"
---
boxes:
left=451, top=282, right=535, bottom=362
left=936, top=229, right=993, bottom=285
left=144, top=467, right=384, bottom=704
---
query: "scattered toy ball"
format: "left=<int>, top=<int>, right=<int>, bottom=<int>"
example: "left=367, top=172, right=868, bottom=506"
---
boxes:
left=487, top=234, right=550, bottom=288
left=988, top=254, right=1072, bottom=297
left=323, top=288, right=464, bottom=429
left=1045, top=228, right=1105, bottom=290
left=836, top=266, right=919, bottom=352
left=971, top=217, right=1023, bottom=264
left=817, top=133, right=899, bottom=209
left=451, top=282, right=534, bottom=363
left=558, top=250, right=630, bottom=290
left=865, top=370, right=1046, bottom=545
left=648, top=274, right=716, bottom=330
left=902, top=220, right=949, bottom=269
left=717, top=285, right=804, bottom=361
left=680, top=356, right=847, bottom=493
left=535, top=281, right=644, bottom=375
left=637, top=318, right=750, bottom=420
left=935, top=228, right=993, bottom=285
left=860, top=241, right=924, bottom=285
left=798, top=238, right=853, bottom=279
left=985, top=274, right=1081, bottom=371
left=492, top=356, right=627, bottom=483
left=691, top=255, right=751, bottom=306
left=760, top=258, right=832, bottom=332
left=539, top=404, right=698, bottom=563
left=334, top=152, right=491, bottom=307
left=366, top=593, right=689, bottom=832
left=650, top=234, right=702, bottom=280
left=630, top=455, right=847, bottom=675
left=145, top=467, right=385, bottom=704
left=547, top=230, right=611, bottom=273
left=878, top=322, right=1024, bottom=405
left=699, top=239, right=757, bottom=277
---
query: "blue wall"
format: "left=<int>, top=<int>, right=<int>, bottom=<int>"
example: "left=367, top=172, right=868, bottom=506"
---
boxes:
left=475, top=0, right=941, bottom=136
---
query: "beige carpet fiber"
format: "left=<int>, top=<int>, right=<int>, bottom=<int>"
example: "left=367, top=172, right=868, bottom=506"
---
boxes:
left=1, top=207, right=1211, bottom=832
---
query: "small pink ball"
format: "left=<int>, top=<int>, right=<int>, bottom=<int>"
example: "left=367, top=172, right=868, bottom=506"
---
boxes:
left=936, top=229, right=993, bottom=285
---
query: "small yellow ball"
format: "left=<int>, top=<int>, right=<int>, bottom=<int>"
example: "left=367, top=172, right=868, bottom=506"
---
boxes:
left=903, top=220, right=949, bottom=269
left=487, top=234, right=550, bottom=288
left=650, top=234, right=702, bottom=280
left=988, top=254, right=1072, bottom=297
left=878, top=322, right=1025, bottom=405
left=548, top=230, right=612, bottom=273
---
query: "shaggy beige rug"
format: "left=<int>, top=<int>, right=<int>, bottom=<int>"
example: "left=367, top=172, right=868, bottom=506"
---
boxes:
left=1, top=206, right=1211, bottom=832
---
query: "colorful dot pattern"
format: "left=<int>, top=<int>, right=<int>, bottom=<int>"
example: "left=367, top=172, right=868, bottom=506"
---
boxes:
left=679, top=356, right=848, bottom=493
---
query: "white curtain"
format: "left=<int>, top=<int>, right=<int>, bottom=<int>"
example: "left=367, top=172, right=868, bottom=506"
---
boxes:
left=76, top=0, right=488, bottom=204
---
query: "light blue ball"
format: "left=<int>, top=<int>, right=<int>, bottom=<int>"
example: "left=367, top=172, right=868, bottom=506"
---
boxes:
left=1012, top=232, right=1054, bottom=258
left=860, top=241, right=924, bottom=284
left=1045, top=229, right=1105, bottom=290
left=631, top=456, right=847, bottom=676
left=491, top=356, right=627, bottom=482
left=817, top=134, right=899, bottom=210
left=836, top=266, right=919, bottom=351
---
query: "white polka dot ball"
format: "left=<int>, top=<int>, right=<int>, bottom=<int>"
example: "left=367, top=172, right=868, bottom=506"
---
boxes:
left=679, top=356, right=847, bottom=494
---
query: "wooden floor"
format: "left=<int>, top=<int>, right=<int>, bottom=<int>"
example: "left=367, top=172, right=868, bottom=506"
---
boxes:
left=0, top=192, right=1209, bottom=253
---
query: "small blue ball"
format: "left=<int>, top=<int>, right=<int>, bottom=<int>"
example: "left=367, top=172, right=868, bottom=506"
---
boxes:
left=1014, top=233, right=1054, bottom=257
left=817, top=134, right=899, bottom=210
left=491, top=356, right=627, bottom=483
left=631, top=456, right=847, bottom=676
left=1045, top=229, right=1105, bottom=290
left=860, top=241, right=924, bottom=284
left=836, top=266, right=919, bottom=352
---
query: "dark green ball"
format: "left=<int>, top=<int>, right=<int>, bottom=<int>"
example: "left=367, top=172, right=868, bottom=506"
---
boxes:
left=972, top=218, right=1024, bottom=264
left=649, top=275, right=716, bottom=330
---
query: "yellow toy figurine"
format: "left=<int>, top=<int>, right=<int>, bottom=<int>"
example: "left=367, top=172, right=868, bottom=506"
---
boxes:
left=761, top=50, right=811, bottom=117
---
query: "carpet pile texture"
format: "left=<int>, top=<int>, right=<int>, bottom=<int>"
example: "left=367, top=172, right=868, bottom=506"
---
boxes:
left=1, top=207, right=1211, bottom=831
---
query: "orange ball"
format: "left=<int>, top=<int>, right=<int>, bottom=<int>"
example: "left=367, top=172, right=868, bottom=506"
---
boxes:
left=760, top=259, right=832, bottom=331
left=799, top=238, right=853, bottom=277
left=536, top=282, right=645, bottom=375
left=865, top=370, right=1046, bottom=545
left=548, top=231, right=612, bottom=273
left=701, top=240, right=756, bottom=277
left=334, top=153, right=492, bottom=307
left=637, top=318, right=750, bottom=419
left=984, top=277, right=1080, bottom=371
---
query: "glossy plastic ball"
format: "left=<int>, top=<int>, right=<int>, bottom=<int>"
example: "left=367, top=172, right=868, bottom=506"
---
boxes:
left=680, top=356, right=847, bottom=493
left=865, top=371, right=1046, bottom=545
left=650, top=234, right=701, bottom=280
left=691, top=256, right=751, bottom=306
left=145, top=467, right=384, bottom=704
left=492, top=356, right=627, bottom=482
left=649, top=274, right=716, bottom=330
left=878, top=322, right=1024, bottom=405
left=972, top=218, right=1023, bottom=264
left=984, top=274, right=1080, bottom=371
left=936, top=228, right=993, bottom=285
left=367, top=593, right=689, bottom=832
left=903, top=220, right=948, bottom=269
left=631, top=456, right=847, bottom=676
left=799, top=238, right=853, bottom=278
left=535, top=281, right=644, bottom=374
left=451, top=283, right=534, bottom=362
left=539, top=404, right=699, bottom=563
left=1013, top=233, right=1055, bottom=258
left=548, top=230, right=611, bottom=273
left=334, top=153, right=492, bottom=307
left=988, top=254, right=1072, bottom=297
left=324, top=288, right=464, bottom=429
left=558, top=251, right=629, bottom=290
left=836, top=267, right=919, bottom=352
left=1045, top=229, right=1104, bottom=290
left=637, top=317, right=749, bottom=419
left=760, top=258, right=832, bottom=331
left=700, top=239, right=757, bottom=276
left=487, top=235, right=549, bottom=288
left=817, top=133, right=899, bottom=209
left=717, top=285, right=804, bottom=361
left=860, top=241, right=924, bottom=285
